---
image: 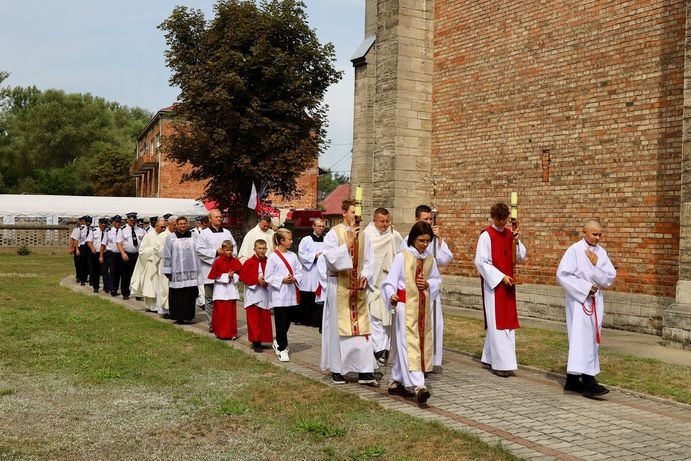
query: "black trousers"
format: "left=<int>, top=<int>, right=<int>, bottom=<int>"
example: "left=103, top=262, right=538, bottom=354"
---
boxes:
left=76, top=244, right=91, bottom=283
left=120, top=252, right=138, bottom=297
left=273, top=305, right=296, bottom=351
left=89, top=252, right=108, bottom=292
left=105, top=251, right=122, bottom=295
left=297, top=291, right=322, bottom=327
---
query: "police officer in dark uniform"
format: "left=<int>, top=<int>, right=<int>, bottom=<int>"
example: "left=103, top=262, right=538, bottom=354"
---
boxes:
left=117, top=212, right=146, bottom=300
left=103, top=215, right=123, bottom=296
left=88, top=217, right=110, bottom=293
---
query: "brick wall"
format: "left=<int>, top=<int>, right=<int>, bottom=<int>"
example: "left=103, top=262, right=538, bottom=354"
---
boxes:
left=433, top=0, right=685, bottom=298
left=268, top=162, right=319, bottom=209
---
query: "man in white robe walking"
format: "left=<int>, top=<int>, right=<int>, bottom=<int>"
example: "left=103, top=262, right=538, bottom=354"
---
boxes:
left=130, top=218, right=167, bottom=312
left=557, top=218, right=616, bottom=398
left=321, top=199, right=377, bottom=386
left=364, top=207, right=402, bottom=366
left=196, top=209, right=237, bottom=332
left=237, top=215, right=275, bottom=263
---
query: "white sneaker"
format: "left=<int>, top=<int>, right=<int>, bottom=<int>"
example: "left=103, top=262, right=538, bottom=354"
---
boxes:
left=278, top=349, right=290, bottom=362
left=272, top=340, right=279, bottom=356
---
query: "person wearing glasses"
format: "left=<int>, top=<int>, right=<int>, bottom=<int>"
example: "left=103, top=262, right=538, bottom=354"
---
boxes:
left=382, top=221, right=441, bottom=404
left=474, top=202, right=526, bottom=378
left=400, top=205, right=454, bottom=371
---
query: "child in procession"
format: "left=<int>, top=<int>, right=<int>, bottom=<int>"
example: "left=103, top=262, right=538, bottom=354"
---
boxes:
left=239, top=239, right=273, bottom=352
left=264, top=228, right=303, bottom=362
left=207, top=240, right=243, bottom=340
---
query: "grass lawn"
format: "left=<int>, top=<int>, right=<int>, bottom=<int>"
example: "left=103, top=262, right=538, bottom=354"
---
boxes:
left=0, top=254, right=519, bottom=461
left=444, top=313, right=691, bottom=405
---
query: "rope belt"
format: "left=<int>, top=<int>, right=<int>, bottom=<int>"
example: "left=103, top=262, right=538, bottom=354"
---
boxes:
left=581, top=296, right=600, bottom=344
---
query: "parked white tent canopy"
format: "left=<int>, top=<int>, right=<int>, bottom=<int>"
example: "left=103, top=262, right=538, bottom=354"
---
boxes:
left=0, top=194, right=209, bottom=223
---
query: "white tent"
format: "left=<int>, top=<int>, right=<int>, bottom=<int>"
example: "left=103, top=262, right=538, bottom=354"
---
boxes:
left=0, top=194, right=209, bottom=223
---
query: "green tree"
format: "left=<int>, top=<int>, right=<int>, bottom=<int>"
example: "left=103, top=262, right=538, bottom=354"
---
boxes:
left=159, top=0, right=342, bottom=225
left=0, top=82, right=150, bottom=195
left=318, top=169, right=349, bottom=202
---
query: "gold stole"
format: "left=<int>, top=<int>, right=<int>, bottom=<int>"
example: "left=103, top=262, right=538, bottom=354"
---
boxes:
left=403, top=251, right=434, bottom=372
left=334, top=225, right=370, bottom=336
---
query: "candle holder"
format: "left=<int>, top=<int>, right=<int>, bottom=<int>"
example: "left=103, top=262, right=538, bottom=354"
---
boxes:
left=510, top=192, right=520, bottom=285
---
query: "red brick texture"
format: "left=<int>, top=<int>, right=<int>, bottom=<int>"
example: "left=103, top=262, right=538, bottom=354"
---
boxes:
left=433, top=0, right=685, bottom=297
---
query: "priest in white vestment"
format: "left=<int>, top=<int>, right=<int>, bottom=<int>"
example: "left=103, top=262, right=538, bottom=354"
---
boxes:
left=237, top=215, right=275, bottom=262
left=364, top=208, right=403, bottom=365
left=320, top=200, right=377, bottom=386
left=196, top=209, right=237, bottom=331
left=557, top=219, right=616, bottom=398
left=297, top=218, right=326, bottom=327
left=162, top=217, right=203, bottom=323
left=130, top=218, right=167, bottom=312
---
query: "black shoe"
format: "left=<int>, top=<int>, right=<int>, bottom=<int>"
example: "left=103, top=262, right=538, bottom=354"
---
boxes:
left=332, top=373, right=346, bottom=384
left=135, top=297, right=143, bottom=301
left=122, top=296, right=130, bottom=300
left=374, top=350, right=389, bottom=366
left=357, top=373, right=378, bottom=386
left=80, top=282, right=86, bottom=286
left=111, top=292, right=119, bottom=297
left=582, top=375, right=609, bottom=398
left=387, top=382, right=414, bottom=397
left=492, top=370, right=510, bottom=378
left=93, top=288, right=99, bottom=293
left=415, top=386, right=431, bottom=404
left=162, top=313, right=170, bottom=319
left=564, top=374, right=583, bottom=393
left=252, top=342, right=263, bottom=353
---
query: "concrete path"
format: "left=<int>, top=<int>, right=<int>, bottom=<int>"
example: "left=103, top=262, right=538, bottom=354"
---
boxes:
left=66, top=279, right=691, bottom=461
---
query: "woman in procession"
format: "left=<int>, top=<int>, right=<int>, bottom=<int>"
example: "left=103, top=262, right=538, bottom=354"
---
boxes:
left=381, top=221, right=441, bottom=404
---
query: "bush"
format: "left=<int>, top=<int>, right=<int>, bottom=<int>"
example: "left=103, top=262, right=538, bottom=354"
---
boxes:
left=17, top=245, right=31, bottom=255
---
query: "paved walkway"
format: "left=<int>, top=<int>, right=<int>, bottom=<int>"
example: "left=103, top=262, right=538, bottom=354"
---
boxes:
left=66, top=279, right=691, bottom=461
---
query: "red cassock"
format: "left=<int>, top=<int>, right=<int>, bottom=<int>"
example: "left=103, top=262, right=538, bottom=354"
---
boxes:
left=240, top=255, right=274, bottom=343
left=208, top=255, right=243, bottom=339
left=483, top=226, right=520, bottom=330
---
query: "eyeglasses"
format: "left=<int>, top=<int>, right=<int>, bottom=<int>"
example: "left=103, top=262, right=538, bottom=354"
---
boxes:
left=415, top=238, right=432, bottom=245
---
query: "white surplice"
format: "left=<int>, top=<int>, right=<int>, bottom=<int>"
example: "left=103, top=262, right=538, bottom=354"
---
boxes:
left=556, top=239, right=616, bottom=376
left=237, top=225, right=275, bottom=263
left=265, top=251, right=303, bottom=308
left=162, top=232, right=203, bottom=289
left=320, top=224, right=377, bottom=375
left=196, top=227, right=238, bottom=283
left=474, top=226, right=527, bottom=371
left=364, top=222, right=403, bottom=354
left=298, top=234, right=324, bottom=292
left=155, top=229, right=171, bottom=314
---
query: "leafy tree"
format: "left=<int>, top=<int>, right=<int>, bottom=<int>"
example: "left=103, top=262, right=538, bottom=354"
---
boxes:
left=0, top=81, right=150, bottom=195
left=159, top=0, right=342, bottom=225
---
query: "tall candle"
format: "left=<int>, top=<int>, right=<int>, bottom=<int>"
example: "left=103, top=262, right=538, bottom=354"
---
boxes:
left=510, top=208, right=518, bottom=219
left=355, top=186, right=363, bottom=202
left=510, top=192, right=518, bottom=206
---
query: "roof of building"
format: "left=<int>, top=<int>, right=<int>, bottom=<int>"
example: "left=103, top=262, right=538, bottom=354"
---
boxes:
left=322, top=184, right=351, bottom=216
left=136, top=105, right=176, bottom=141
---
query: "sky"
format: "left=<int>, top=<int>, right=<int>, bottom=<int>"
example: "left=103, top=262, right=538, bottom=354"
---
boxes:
left=0, top=0, right=363, bottom=176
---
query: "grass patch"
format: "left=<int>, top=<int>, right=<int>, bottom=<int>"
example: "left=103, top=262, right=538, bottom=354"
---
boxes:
left=0, top=254, right=518, bottom=460
left=444, top=314, right=691, bottom=404
left=295, top=419, right=346, bottom=439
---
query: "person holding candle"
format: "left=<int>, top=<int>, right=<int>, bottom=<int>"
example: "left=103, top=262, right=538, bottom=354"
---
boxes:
left=556, top=219, right=616, bottom=398
left=320, top=198, right=378, bottom=386
left=474, top=202, right=526, bottom=377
